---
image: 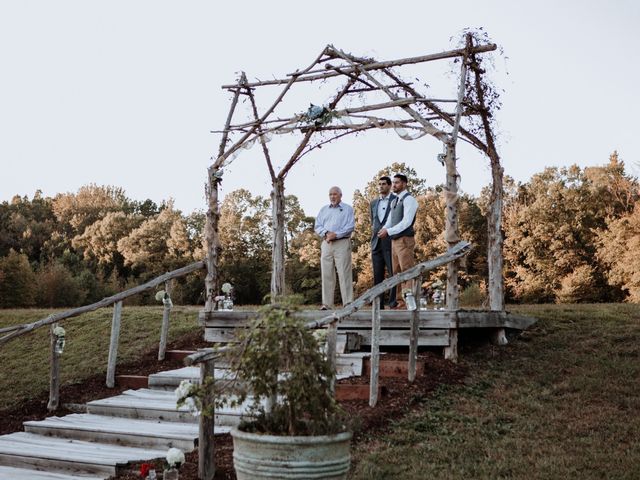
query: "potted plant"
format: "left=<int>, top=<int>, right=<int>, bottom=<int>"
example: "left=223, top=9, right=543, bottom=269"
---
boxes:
left=223, top=300, right=351, bottom=479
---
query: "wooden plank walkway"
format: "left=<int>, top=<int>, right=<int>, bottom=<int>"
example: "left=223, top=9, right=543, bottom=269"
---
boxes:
left=0, top=351, right=369, bottom=478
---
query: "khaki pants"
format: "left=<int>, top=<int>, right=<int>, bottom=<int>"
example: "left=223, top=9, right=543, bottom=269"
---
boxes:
left=391, top=236, right=416, bottom=303
left=320, top=238, right=353, bottom=308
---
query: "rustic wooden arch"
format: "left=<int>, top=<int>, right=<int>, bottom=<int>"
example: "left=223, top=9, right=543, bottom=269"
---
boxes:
left=204, top=35, right=506, bottom=338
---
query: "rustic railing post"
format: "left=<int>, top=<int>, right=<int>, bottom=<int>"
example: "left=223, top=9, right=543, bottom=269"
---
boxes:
left=199, top=357, right=216, bottom=480
left=47, top=324, right=60, bottom=411
left=326, top=318, right=338, bottom=395
left=158, top=280, right=172, bottom=361
left=369, top=296, right=381, bottom=407
left=408, top=276, right=421, bottom=382
left=106, top=301, right=122, bottom=388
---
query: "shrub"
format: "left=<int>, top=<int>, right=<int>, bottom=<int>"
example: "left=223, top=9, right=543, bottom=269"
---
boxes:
left=0, top=250, right=36, bottom=307
left=35, top=262, right=87, bottom=307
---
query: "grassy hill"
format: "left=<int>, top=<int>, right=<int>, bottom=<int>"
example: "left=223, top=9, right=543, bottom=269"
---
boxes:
left=349, top=304, right=640, bottom=479
left=1, top=304, right=639, bottom=478
left=0, top=306, right=201, bottom=410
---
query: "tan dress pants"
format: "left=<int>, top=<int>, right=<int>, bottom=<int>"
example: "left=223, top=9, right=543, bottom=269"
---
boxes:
left=391, top=236, right=416, bottom=303
left=320, top=238, right=354, bottom=308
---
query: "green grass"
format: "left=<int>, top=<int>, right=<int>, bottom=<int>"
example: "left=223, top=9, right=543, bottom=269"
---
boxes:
left=0, top=306, right=202, bottom=410
left=349, top=304, right=640, bottom=480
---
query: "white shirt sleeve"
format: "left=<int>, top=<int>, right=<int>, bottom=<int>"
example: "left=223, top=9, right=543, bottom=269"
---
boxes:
left=385, top=194, right=418, bottom=236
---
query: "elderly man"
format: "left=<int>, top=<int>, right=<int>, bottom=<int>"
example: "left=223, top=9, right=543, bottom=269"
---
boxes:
left=377, top=173, right=418, bottom=309
left=370, top=176, right=397, bottom=309
left=314, top=186, right=355, bottom=310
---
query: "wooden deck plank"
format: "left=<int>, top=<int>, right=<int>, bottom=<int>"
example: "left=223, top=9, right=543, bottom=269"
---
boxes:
left=0, top=432, right=166, bottom=476
left=199, top=309, right=536, bottom=331
left=200, top=309, right=455, bottom=328
left=23, top=414, right=215, bottom=450
left=86, top=389, right=257, bottom=426
left=205, top=327, right=450, bottom=346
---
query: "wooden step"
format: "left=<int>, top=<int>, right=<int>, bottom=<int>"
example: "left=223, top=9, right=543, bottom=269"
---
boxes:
left=0, top=432, right=166, bottom=477
left=23, top=414, right=228, bottom=451
left=0, top=465, right=102, bottom=480
left=205, top=325, right=450, bottom=346
left=116, top=375, right=148, bottom=389
left=362, top=358, right=425, bottom=378
left=336, top=384, right=383, bottom=401
left=164, top=350, right=196, bottom=361
left=86, top=389, right=254, bottom=427
left=148, top=356, right=365, bottom=392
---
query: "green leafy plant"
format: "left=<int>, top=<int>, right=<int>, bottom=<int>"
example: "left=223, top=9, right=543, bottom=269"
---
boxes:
left=225, top=299, right=347, bottom=436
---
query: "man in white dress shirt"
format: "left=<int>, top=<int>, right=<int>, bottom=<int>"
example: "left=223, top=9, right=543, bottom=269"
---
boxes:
left=314, top=186, right=355, bottom=310
left=377, top=174, right=418, bottom=308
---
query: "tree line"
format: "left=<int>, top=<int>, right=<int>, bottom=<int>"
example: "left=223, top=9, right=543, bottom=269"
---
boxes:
left=0, top=152, right=638, bottom=308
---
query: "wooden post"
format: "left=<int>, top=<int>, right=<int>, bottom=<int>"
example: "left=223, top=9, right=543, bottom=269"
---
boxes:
left=326, top=319, right=338, bottom=396
left=487, top=146, right=506, bottom=347
left=158, top=280, right=172, bottom=361
left=408, top=278, right=420, bottom=382
left=467, top=33, right=507, bottom=345
left=47, top=324, right=60, bottom=411
left=369, top=297, right=381, bottom=407
left=204, top=172, right=221, bottom=312
left=204, top=80, right=241, bottom=313
left=106, top=301, right=122, bottom=388
left=271, top=177, right=286, bottom=301
left=199, top=358, right=216, bottom=480
left=443, top=142, right=460, bottom=362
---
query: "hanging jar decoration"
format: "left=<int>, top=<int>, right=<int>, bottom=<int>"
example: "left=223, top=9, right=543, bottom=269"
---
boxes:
left=53, top=326, right=66, bottom=355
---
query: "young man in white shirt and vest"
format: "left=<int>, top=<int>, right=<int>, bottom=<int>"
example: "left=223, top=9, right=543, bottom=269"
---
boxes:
left=370, top=176, right=397, bottom=309
left=314, top=186, right=355, bottom=310
left=377, top=173, right=418, bottom=309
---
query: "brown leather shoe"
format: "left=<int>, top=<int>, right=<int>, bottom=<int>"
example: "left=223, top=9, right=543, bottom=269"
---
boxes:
left=391, top=301, right=406, bottom=310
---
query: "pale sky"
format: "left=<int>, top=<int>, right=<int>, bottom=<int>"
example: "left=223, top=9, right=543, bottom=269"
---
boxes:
left=1, top=0, right=638, bottom=216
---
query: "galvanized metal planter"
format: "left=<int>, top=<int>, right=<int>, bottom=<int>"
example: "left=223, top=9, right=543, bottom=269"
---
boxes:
left=231, top=427, right=352, bottom=479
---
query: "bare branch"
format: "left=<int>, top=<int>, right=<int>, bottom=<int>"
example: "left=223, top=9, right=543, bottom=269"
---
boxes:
left=221, top=43, right=497, bottom=89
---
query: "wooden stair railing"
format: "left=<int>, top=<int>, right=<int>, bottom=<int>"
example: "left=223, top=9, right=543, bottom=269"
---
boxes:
left=0, top=261, right=206, bottom=410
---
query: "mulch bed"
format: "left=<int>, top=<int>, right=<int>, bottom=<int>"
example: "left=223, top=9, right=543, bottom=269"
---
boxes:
left=1, top=343, right=466, bottom=480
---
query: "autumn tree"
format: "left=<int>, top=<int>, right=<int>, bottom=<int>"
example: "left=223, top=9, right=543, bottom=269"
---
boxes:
left=72, top=211, right=144, bottom=278
left=0, top=250, right=36, bottom=307
left=503, top=154, right=638, bottom=303
left=217, top=189, right=271, bottom=304
left=0, top=192, right=59, bottom=263
left=598, top=204, right=640, bottom=302
left=117, top=201, right=193, bottom=277
left=52, top=184, right=132, bottom=237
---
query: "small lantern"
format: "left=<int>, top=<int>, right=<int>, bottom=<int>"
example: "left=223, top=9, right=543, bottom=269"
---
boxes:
left=402, top=289, right=417, bottom=311
left=53, top=326, right=66, bottom=355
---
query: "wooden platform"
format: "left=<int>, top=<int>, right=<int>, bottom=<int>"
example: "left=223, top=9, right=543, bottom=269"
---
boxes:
left=199, top=309, right=537, bottom=348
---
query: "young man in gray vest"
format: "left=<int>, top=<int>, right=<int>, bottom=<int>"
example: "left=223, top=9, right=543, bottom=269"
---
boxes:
left=370, top=176, right=397, bottom=309
left=377, top=173, right=418, bottom=309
